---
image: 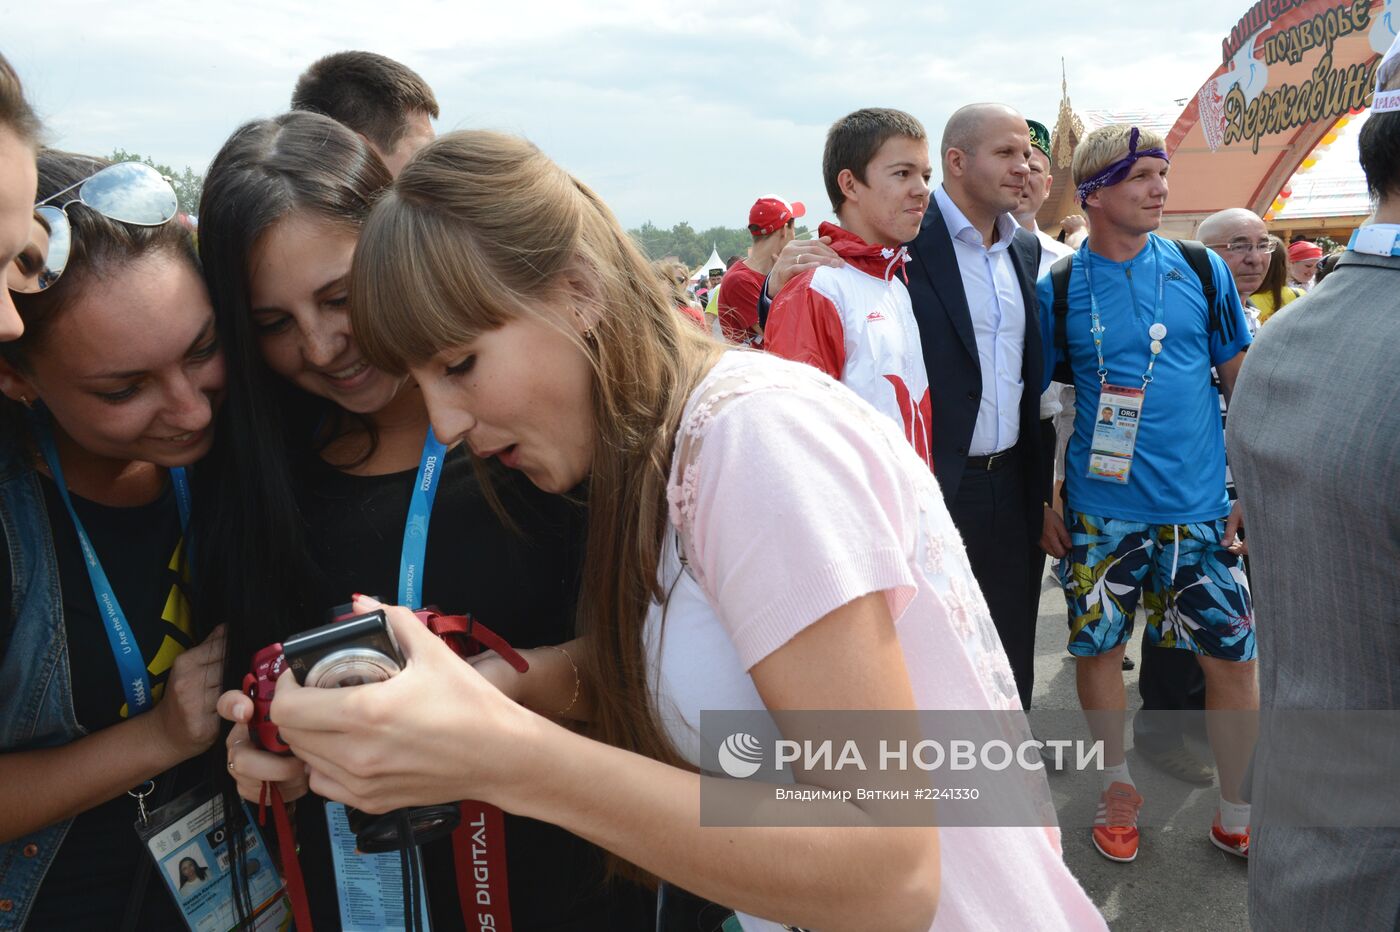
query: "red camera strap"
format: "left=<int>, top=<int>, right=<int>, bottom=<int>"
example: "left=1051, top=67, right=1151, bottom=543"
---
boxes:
left=422, top=611, right=518, bottom=931
left=259, top=782, right=314, bottom=932
left=452, top=801, right=513, bottom=931
left=417, top=609, right=530, bottom=673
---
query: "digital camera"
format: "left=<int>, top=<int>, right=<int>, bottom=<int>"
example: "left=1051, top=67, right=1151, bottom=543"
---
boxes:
left=243, top=605, right=470, bottom=851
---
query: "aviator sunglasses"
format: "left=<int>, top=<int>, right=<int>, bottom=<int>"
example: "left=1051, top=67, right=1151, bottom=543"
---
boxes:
left=7, top=160, right=180, bottom=294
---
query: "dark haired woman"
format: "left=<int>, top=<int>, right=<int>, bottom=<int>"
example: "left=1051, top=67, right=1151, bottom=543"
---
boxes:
left=0, top=150, right=226, bottom=929
left=177, top=855, right=209, bottom=891
left=0, top=51, right=43, bottom=340
left=196, top=111, right=653, bottom=930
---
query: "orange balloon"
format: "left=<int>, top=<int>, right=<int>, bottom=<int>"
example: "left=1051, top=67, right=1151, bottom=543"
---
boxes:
left=1264, top=211, right=1276, bottom=221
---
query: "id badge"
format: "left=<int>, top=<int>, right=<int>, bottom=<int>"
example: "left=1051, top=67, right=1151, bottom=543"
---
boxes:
left=325, top=801, right=433, bottom=931
left=1087, top=384, right=1144, bottom=485
left=135, top=785, right=290, bottom=932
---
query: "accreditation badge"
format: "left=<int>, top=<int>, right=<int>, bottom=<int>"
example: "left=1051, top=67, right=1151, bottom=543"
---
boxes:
left=1087, top=384, right=1144, bottom=485
left=135, top=785, right=290, bottom=931
left=324, top=801, right=433, bottom=931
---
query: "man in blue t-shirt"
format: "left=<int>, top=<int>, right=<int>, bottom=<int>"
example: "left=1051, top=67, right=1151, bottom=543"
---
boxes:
left=1038, top=124, right=1255, bottom=866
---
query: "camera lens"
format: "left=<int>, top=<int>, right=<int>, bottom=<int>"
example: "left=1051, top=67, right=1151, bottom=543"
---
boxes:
left=304, top=647, right=402, bottom=688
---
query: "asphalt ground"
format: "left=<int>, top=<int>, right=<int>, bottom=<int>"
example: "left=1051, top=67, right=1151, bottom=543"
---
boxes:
left=1032, top=561, right=1250, bottom=932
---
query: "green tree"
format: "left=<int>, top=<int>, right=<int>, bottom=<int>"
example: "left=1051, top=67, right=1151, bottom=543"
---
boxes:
left=629, top=221, right=818, bottom=269
left=107, top=148, right=204, bottom=216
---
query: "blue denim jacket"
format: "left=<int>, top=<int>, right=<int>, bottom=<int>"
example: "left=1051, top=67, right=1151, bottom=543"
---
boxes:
left=0, top=441, right=83, bottom=929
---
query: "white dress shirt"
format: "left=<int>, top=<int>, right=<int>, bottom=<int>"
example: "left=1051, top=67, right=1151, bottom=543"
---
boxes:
left=935, top=185, right=1026, bottom=455
left=1033, top=226, right=1075, bottom=276
left=1032, top=226, right=1076, bottom=420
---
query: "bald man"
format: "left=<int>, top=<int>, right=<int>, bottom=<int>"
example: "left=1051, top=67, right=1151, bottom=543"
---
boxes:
left=1200, top=208, right=1270, bottom=332
left=912, top=103, right=1046, bottom=709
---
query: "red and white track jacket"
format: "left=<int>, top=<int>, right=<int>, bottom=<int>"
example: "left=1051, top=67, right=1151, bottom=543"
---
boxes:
left=765, top=222, right=932, bottom=469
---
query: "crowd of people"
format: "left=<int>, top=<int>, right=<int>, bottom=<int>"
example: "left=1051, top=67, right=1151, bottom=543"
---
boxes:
left=0, top=38, right=1396, bottom=932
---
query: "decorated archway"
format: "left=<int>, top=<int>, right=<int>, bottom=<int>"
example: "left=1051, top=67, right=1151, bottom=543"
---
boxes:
left=1160, top=0, right=1396, bottom=237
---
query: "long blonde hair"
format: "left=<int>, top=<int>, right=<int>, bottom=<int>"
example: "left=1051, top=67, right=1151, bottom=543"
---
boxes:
left=350, top=131, right=724, bottom=880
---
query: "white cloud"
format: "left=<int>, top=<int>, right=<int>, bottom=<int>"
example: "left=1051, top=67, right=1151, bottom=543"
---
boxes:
left=12, top=0, right=1244, bottom=228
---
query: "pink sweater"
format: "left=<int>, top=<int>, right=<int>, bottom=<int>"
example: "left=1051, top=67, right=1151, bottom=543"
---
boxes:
left=646, top=352, right=1105, bottom=931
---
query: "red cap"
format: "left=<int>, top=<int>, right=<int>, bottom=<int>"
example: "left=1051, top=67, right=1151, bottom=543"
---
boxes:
left=1287, top=240, right=1323, bottom=261
left=748, top=196, right=806, bottom=236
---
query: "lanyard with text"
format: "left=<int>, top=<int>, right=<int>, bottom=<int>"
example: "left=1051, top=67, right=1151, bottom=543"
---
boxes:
left=32, top=415, right=190, bottom=716
left=398, top=431, right=448, bottom=609
left=1080, top=241, right=1168, bottom=485
left=400, top=442, right=517, bottom=932
left=323, top=428, right=448, bottom=930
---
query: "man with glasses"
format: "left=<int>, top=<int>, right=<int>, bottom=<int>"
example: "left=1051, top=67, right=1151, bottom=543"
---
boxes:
left=1200, top=208, right=1272, bottom=334
left=1038, top=124, right=1257, bottom=865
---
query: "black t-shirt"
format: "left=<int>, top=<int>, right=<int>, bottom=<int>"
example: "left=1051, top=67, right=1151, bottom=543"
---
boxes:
left=291, top=446, right=654, bottom=931
left=1, top=474, right=199, bottom=930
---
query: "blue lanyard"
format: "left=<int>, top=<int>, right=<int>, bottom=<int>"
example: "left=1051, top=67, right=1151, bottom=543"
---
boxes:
left=32, top=418, right=190, bottom=717
left=1080, top=238, right=1167, bottom=389
left=397, top=431, right=447, bottom=608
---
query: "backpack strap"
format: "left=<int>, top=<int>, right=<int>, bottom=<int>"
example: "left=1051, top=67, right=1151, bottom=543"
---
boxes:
left=1049, top=253, right=1076, bottom=384
left=1173, top=239, right=1236, bottom=345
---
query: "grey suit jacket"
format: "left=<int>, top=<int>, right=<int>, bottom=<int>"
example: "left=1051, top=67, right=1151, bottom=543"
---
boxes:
left=1227, top=249, right=1400, bottom=931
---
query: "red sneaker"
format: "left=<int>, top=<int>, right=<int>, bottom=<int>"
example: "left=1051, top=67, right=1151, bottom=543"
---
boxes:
left=1210, top=813, right=1250, bottom=859
left=1092, top=781, right=1144, bottom=862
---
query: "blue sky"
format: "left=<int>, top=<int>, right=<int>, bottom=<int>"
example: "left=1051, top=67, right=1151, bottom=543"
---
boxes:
left=13, top=0, right=1246, bottom=230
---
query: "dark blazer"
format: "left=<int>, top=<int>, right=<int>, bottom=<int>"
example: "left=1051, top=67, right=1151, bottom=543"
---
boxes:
left=905, top=195, right=1045, bottom=536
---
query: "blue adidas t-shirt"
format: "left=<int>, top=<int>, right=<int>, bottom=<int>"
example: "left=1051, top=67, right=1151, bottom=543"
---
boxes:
left=1038, top=234, right=1251, bottom=523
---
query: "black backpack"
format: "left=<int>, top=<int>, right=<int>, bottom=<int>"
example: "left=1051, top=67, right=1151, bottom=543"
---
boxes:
left=1048, top=239, right=1232, bottom=384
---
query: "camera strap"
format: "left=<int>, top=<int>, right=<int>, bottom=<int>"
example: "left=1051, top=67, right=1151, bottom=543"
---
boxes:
left=259, top=781, right=314, bottom=932
left=416, top=609, right=523, bottom=930
left=452, top=802, right=513, bottom=931
left=416, top=609, right=530, bottom=672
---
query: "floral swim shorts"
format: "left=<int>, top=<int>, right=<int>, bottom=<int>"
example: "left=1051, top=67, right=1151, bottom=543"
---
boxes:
left=1056, top=510, right=1254, bottom=661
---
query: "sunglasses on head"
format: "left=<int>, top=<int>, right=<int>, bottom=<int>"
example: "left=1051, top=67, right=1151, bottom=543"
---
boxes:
left=7, top=161, right=180, bottom=294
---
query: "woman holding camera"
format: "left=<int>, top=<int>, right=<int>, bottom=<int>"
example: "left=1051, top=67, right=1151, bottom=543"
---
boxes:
left=264, top=131, right=1106, bottom=931
left=0, top=148, right=227, bottom=930
left=198, top=111, right=654, bottom=930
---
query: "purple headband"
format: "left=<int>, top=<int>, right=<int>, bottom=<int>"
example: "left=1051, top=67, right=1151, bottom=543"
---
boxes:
left=1075, top=127, right=1169, bottom=206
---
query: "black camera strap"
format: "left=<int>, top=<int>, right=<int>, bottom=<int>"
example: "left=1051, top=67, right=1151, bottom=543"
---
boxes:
left=398, top=813, right=424, bottom=932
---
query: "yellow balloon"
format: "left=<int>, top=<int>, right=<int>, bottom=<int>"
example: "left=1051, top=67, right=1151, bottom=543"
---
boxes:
left=1322, top=132, right=1339, bottom=144
left=1302, top=157, right=1318, bottom=169
left=1271, top=199, right=1286, bottom=212
left=1334, top=116, right=1350, bottom=128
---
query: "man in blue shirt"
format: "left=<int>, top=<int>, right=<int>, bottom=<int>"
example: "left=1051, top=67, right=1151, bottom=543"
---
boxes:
left=1038, top=124, right=1255, bottom=865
